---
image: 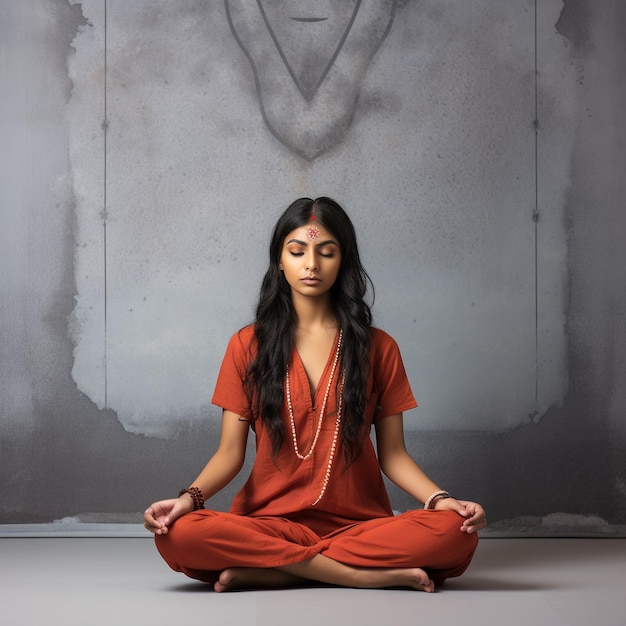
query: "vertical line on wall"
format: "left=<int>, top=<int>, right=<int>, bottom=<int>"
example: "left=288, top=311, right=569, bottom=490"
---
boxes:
left=533, top=0, right=539, bottom=407
left=103, top=0, right=108, bottom=407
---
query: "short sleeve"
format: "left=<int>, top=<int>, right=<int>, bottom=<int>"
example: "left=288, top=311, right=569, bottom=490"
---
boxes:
left=370, top=328, right=417, bottom=420
left=211, top=326, right=255, bottom=419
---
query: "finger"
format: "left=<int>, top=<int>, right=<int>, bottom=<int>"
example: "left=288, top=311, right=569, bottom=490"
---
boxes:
left=144, top=507, right=166, bottom=531
left=145, top=519, right=168, bottom=535
left=461, top=516, right=487, bottom=532
left=460, top=506, right=482, bottom=523
left=460, top=511, right=480, bottom=525
left=453, top=501, right=470, bottom=517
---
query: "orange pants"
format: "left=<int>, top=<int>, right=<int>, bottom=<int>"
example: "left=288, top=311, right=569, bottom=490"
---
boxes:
left=155, top=509, right=478, bottom=588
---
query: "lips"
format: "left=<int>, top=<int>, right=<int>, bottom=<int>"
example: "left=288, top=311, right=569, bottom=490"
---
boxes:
left=301, top=276, right=321, bottom=285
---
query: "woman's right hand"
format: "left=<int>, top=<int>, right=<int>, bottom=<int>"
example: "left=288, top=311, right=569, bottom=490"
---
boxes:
left=143, top=496, right=193, bottom=535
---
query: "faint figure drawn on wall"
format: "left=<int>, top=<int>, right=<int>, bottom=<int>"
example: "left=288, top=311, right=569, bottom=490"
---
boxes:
left=225, top=0, right=397, bottom=160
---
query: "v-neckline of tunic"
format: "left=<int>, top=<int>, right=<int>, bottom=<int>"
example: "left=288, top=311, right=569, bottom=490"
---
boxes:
left=292, top=331, right=340, bottom=411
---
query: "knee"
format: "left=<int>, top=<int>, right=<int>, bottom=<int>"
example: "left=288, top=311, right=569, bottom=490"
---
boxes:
left=155, top=510, right=220, bottom=567
left=435, top=509, right=479, bottom=535
left=402, top=509, right=479, bottom=552
left=436, top=510, right=479, bottom=548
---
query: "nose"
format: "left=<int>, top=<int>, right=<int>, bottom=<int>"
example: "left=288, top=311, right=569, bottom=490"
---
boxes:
left=305, top=249, right=318, bottom=271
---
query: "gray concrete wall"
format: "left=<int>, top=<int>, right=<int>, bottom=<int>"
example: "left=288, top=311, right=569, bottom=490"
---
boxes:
left=1, top=0, right=624, bottom=535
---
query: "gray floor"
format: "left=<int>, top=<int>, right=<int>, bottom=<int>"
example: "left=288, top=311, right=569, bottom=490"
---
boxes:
left=1, top=537, right=625, bottom=626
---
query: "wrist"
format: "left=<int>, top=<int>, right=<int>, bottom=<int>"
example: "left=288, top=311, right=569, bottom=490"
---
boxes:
left=424, top=490, right=451, bottom=510
left=433, top=495, right=453, bottom=510
left=177, top=492, right=194, bottom=512
left=178, top=486, right=205, bottom=511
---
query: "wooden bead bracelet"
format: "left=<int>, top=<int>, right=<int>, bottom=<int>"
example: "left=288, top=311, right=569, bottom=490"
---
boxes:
left=178, top=486, right=205, bottom=510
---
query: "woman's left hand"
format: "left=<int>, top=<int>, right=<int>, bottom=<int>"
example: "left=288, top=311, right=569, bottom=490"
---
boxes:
left=434, top=498, right=487, bottom=534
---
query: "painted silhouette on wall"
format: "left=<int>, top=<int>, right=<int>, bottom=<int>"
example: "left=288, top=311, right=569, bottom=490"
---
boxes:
left=225, top=0, right=397, bottom=159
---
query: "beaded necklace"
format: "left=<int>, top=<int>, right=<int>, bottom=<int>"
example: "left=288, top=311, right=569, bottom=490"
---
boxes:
left=285, top=330, right=344, bottom=506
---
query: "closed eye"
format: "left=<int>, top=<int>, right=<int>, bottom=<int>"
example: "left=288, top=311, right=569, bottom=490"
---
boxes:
left=289, top=251, right=335, bottom=258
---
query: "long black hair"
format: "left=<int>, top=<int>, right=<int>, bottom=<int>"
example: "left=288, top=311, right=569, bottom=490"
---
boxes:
left=244, top=197, right=374, bottom=465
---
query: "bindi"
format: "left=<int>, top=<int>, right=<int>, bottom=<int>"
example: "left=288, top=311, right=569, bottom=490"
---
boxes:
left=306, top=214, right=320, bottom=242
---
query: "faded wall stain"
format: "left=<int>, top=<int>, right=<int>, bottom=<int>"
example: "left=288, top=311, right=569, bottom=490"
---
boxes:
left=67, top=0, right=574, bottom=438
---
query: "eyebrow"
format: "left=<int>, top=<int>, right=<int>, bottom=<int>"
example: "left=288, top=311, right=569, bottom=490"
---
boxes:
left=286, top=238, right=338, bottom=247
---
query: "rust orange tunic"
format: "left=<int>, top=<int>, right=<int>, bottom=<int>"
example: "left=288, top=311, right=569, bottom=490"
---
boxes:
left=155, top=326, right=478, bottom=587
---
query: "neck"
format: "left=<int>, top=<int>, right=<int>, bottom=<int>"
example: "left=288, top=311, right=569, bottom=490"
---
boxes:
left=290, top=292, right=337, bottom=332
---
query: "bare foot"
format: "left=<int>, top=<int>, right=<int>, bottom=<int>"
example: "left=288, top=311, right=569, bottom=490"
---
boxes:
left=399, top=567, right=435, bottom=593
left=214, top=567, right=307, bottom=592
left=280, top=556, right=436, bottom=593
left=350, top=566, right=435, bottom=592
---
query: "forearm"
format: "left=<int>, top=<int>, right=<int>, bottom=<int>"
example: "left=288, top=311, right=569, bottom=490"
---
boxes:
left=187, top=448, right=245, bottom=502
left=375, top=414, right=444, bottom=506
left=181, top=410, right=248, bottom=504
left=380, top=452, right=442, bottom=505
